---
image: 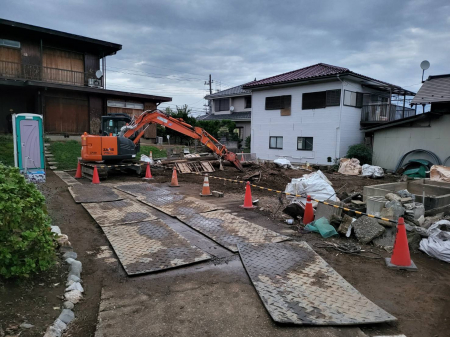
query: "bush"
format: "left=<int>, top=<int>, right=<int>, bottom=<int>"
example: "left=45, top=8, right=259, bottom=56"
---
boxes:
left=245, top=135, right=251, bottom=149
left=0, top=165, right=56, bottom=278
left=346, top=144, right=372, bottom=165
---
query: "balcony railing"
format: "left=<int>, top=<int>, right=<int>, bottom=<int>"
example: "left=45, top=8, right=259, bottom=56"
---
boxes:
left=0, top=60, right=100, bottom=87
left=361, top=103, right=416, bottom=123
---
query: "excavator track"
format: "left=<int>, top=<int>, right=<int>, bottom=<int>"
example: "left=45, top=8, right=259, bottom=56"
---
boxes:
left=80, top=161, right=145, bottom=180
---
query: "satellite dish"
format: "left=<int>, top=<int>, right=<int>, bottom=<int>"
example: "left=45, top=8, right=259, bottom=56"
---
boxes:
left=420, top=60, right=430, bottom=70
left=230, top=106, right=235, bottom=112
left=95, top=70, right=104, bottom=79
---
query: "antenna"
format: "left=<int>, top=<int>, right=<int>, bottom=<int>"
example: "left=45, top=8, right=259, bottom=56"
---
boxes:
left=420, top=60, right=430, bottom=82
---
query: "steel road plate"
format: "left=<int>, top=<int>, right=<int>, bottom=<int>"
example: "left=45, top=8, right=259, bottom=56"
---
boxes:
left=178, top=210, right=290, bottom=252
left=137, top=193, right=185, bottom=207
left=139, top=196, right=222, bottom=217
left=114, top=183, right=171, bottom=197
left=54, top=171, right=81, bottom=186
left=82, top=199, right=157, bottom=227
left=68, top=184, right=123, bottom=203
left=238, top=241, right=397, bottom=325
left=102, top=220, right=211, bottom=275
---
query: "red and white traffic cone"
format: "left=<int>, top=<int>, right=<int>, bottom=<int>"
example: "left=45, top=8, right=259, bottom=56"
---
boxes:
left=241, top=152, right=245, bottom=162
left=200, top=174, right=212, bottom=196
left=75, top=161, right=82, bottom=179
left=169, top=166, right=180, bottom=187
left=91, top=165, right=100, bottom=184
left=385, top=217, right=418, bottom=271
left=303, top=195, right=314, bottom=224
left=143, top=163, right=153, bottom=180
left=240, top=181, right=256, bottom=209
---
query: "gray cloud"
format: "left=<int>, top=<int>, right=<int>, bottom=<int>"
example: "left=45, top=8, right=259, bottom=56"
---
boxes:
left=3, top=0, right=449, bottom=115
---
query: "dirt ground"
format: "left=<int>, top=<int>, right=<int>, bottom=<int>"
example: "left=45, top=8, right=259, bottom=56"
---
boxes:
left=3, top=164, right=450, bottom=337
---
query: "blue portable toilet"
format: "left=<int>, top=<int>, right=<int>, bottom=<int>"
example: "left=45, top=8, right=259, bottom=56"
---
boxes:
left=12, top=113, right=46, bottom=183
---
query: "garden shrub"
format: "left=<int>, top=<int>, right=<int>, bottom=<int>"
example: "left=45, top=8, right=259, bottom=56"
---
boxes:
left=346, top=144, right=372, bottom=165
left=245, top=135, right=251, bottom=149
left=0, top=165, right=56, bottom=278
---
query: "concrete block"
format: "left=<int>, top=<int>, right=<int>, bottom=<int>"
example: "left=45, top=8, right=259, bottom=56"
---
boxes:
left=367, top=196, right=387, bottom=215
left=315, top=201, right=342, bottom=222
left=212, top=191, right=224, bottom=198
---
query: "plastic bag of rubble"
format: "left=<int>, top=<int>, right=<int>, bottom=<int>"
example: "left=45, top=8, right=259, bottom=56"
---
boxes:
left=430, top=165, right=450, bottom=183
left=284, top=170, right=336, bottom=203
left=361, top=164, right=384, bottom=178
left=338, top=158, right=362, bottom=176
left=274, top=158, right=292, bottom=169
left=140, top=154, right=154, bottom=165
left=419, top=220, right=450, bottom=263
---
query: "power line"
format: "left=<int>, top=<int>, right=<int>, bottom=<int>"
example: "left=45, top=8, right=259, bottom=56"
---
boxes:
left=108, top=64, right=207, bottom=79
left=107, top=68, right=203, bottom=82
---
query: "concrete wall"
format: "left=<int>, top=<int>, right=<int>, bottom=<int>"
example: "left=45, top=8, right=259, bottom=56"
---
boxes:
left=372, top=114, right=450, bottom=171
left=250, top=80, right=364, bottom=164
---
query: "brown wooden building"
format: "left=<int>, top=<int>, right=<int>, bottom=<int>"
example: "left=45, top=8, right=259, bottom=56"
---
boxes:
left=0, top=19, right=171, bottom=138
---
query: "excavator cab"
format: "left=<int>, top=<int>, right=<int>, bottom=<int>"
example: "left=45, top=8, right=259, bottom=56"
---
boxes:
left=101, top=113, right=131, bottom=136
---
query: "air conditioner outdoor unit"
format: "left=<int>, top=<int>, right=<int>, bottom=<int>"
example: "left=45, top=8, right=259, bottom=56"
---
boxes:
left=88, top=78, right=102, bottom=88
left=157, top=136, right=163, bottom=145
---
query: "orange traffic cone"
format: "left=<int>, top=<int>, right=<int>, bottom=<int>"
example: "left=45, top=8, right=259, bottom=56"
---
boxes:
left=303, top=195, right=314, bottom=225
left=169, top=166, right=180, bottom=187
left=149, top=151, right=153, bottom=161
left=240, top=181, right=256, bottom=209
left=385, top=217, right=417, bottom=270
left=92, top=165, right=100, bottom=184
left=75, top=161, right=82, bottom=179
left=200, top=174, right=212, bottom=196
left=143, top=163, right=153, bottom=180
left=241, top=152, right=245, bottom=162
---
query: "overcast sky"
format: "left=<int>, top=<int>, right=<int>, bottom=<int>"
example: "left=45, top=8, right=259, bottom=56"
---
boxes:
left=3, top=0, right=450, bottom=116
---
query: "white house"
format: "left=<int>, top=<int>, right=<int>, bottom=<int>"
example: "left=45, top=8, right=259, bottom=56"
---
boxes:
left=243, top=63, right=415, bottom=165
left=202, top=85, right=252, bottom=142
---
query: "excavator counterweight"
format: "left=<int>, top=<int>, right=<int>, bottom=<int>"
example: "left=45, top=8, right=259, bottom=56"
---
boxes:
left=81, top=109, right=244, bottom=171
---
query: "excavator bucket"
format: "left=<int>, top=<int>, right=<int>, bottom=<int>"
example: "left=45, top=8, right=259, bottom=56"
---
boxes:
left=223, top=152, right=244, bottom=171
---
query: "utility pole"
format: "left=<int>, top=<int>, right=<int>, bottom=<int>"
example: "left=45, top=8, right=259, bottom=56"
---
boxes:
left=205, top=74, right=213, bottom=95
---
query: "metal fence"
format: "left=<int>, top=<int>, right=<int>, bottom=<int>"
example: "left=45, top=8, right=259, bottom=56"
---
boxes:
left=361, top=103, right=416, bottom=123
left=0, top=60, right=97, bottom=87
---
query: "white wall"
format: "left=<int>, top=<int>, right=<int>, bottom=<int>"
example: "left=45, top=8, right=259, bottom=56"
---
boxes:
left=251, top=80, right=364, bottom=164
left=372, top=114, right=450, bottom=171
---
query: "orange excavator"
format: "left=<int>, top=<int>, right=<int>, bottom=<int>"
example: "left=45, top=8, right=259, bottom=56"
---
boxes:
left=80, top=109, right=243, bottom=178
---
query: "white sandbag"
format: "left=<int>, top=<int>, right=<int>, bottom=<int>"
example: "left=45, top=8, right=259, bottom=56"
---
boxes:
left=430, top=165, right=450, bottom=183
left=419, top=220, right=450, bottom=263
left=140, top=154, right=154, bottom=164
left=338, top=158, right=361, bottom=176
left=285, top=170, right=336, bottom=204
left=362, top=164, right=384, bottom=178
left=274, top=158, right=292, bottom=168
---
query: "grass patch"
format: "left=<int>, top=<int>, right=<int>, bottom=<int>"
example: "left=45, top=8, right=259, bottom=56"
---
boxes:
left=48, top=141, right=167, bottom=170
left=0, top=135, right=15, bottom=166
left=137, top=145, right=166, bottom=159
left=49, top=140, right=81, bottom=170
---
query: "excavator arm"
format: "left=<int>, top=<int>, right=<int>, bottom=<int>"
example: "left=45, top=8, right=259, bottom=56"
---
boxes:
left=122, top=109, right=243, bottom=171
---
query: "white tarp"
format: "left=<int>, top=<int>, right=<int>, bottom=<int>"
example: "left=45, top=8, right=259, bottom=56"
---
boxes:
left=140, top=154, right=154, bottom=164
left=361, top=164, right=384, bottom=178
left=419, top=220, right=450, bottom=263
left=285, top=170, right=336, bottom=204
left=338, top=158, right=362, bottom=176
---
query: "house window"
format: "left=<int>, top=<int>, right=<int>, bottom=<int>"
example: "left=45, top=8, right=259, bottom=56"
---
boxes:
left=234, top=127, right=243, bottom=140
left=244, top=96, right=252, bottom=109
left=0, top=39, right=21, bottom=49
left=302, top=90, right=341, bottom=110
left=344, top=90, right=363, bottom=108
left=265, top=95, right=291, bottom=110
left=297, top=137, right=313, bottom=151
left=214, top=98, right=230, bottom=111
left=269, top=136, right=283, bottom=149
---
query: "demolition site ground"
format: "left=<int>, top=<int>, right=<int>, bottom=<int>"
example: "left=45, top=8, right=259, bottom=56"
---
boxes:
left=2, top=164, right=450, bottom=337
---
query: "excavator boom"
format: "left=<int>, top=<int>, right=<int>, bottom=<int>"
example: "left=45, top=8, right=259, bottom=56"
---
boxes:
left=121, top=109, right=243, bottom=171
